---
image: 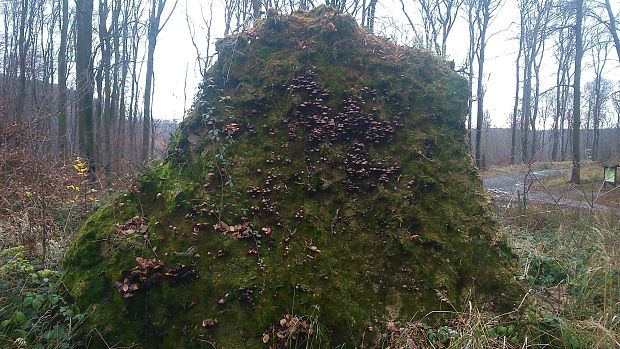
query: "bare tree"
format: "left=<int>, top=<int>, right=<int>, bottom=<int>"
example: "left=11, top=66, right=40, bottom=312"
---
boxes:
left=401, top=0, right=464, bottom=56
left=571, top=0, right=584, bottom=183
left=612, top=89, right=620, bottom=151
left=518, top=0, right=553, bottom=163
left=76, top=0, right=95, bottom=172
left=185, top=0, right=214, bottom=79
left=57, top=0, right=69, bottom=155
left=466, top=0, right=477, bottom=143
left=510, top=7, right=525, bottom=165
left=602, top=0, right=620, bottom=62
left=551, top=21, right=575, bottom=161
left=142, top=0, right=178, bottom=162
left=474, top=0, right=502, bottom=168
left=15, top=0, right=30, bottom=122
left=589, top=25, right=610, bottom=161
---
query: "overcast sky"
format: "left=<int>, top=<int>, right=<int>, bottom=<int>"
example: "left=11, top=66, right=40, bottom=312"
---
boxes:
left=152, top=0, right=620, bottom=128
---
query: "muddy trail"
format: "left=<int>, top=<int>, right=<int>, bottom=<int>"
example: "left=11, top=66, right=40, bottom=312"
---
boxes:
left=483, top=168, right=619, bottom=214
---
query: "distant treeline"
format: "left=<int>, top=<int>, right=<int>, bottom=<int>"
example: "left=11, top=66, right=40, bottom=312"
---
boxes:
left=472, top=128, right=620, bottom=167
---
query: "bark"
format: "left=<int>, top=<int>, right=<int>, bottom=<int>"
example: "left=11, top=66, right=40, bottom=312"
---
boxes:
left=99, top=0, right=112, bottom=175
left=467, top=0, right=476, bottom=144
left=58, top=0, right=69, bottom=155
left=551, top=25, right=573, bottom=162
left=475, top=0, right=491, bottom=168
left=142, top=0, right=159, bottom=162
left=16, top=0, right=29, bottom=122
left=571, top=0, right=583, bottom=183
left=604, top=0, right=620, bottom=63
left=511, top=15, right=524, bottom=165
left=76, top=0, right=96, bottom=173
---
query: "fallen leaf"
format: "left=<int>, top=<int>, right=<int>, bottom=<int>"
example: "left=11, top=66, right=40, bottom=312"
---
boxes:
left=308, top=245, right=321, bottom=253
left=202, top=318, right=218, bottom=327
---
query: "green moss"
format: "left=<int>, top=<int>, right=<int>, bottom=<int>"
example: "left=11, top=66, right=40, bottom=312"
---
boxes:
left=64, top=6, right=521, bottom=348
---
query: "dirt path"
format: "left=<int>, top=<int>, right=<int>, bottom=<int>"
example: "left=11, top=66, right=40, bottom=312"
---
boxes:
left=483, top=168, right=619, bottom=213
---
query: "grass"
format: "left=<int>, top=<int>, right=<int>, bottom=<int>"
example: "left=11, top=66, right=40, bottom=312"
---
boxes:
left=377, top=196, right=620, bottom=349
left=498, top=204, right=620, bottom=348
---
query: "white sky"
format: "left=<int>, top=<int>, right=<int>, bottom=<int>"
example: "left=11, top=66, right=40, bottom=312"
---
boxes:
left=153, top=0, right=620, bottom=128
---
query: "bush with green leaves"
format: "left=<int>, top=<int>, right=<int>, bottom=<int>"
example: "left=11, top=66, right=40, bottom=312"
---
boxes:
left=0, top=247, right=85, bottom=349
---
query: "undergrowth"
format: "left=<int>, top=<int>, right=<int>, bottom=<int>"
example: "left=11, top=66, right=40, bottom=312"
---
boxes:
left=381, top=205, right=619, bottom=348
left=0, top=247, right=87, bottom=348
left=0, top=131, right=133, bottom=348
left=502, top=205, right=619, bottom=348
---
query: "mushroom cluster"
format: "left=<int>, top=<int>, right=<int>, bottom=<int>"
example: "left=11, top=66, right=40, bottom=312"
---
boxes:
left=114, top=257, right=200, bottom=299
left=279, top=70, right=402, bottom=190
left=284, top=71, right=396, bottom=147
left=344, top=142, right=399, bottom=189
left=164, top=263, right=198, bottom=282
left=238, top=287, right=255, bottom=304
left=262, top=314, right=313, bottom=347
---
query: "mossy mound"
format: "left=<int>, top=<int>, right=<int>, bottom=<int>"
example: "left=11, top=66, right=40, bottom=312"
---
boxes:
left=65, top=7, right=521, bottom=348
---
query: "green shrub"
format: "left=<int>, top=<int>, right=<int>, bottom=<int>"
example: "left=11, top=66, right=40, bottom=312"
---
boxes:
left=0, top=247, right=86, bottom=349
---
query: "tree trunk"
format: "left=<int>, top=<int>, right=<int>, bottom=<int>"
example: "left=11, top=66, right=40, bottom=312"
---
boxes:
left=571, top=0, right=584, bottom=183
left=604, top=0, right=620, bottom=63
left=467, top=0, right=476, bottom=145
left=475, top=1, right=490, bottom=168
left=58, top=0, right=69, bottom=156
left=142, top=7, right=157, bottom=162
left=76, top=0, right=96, bottom=173
left=511, top=20, right=524, bottom=165
left=521, top=52, right=532, bottom=163
left=99, top=0, right=112, bottom=176
left=592, top=75, right=602, bottom=161
left=16, top=0, right=29, bottom=123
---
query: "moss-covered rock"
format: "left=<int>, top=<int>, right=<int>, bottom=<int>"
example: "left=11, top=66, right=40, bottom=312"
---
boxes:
left=65, top=7, right=521, bottom=348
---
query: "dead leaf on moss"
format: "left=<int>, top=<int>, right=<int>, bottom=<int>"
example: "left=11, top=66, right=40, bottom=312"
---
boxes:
left=117, top=216, right=149, bottom=236
left=309, top=245, right=321, bottom=253
left=214, top=221, right=260, bottom=239
left=265, top=314, right=313, bottom=346
left=114, top=257, right=164, bottom=298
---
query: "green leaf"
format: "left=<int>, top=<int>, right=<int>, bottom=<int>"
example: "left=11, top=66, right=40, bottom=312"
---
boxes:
left=568, top=336, right=579, bottom=349
left=22, top=296, right=33, bottom=307
left=62, top=308, right=74, bottom=318
left=13, top=311, right=26, bottom=324
left=32, top=298, right=42, bottom=310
